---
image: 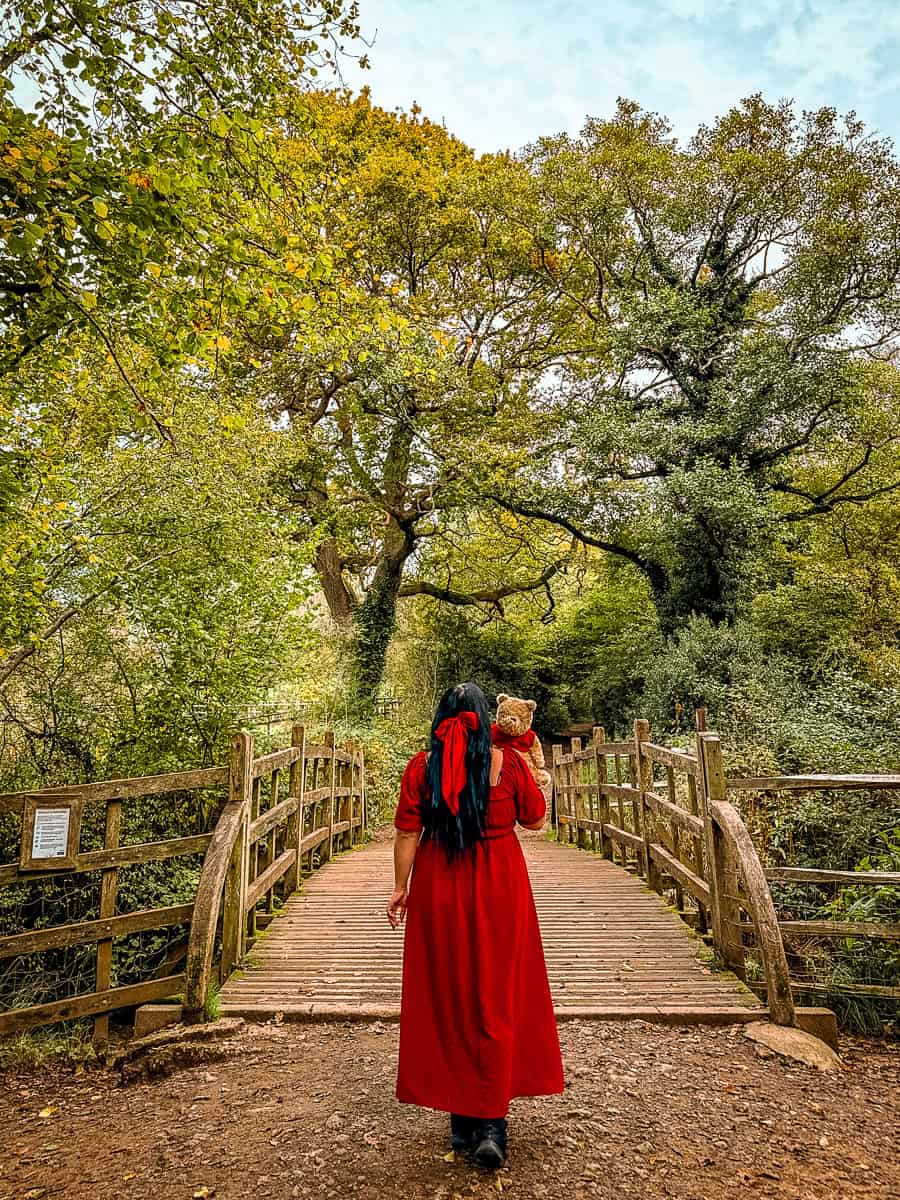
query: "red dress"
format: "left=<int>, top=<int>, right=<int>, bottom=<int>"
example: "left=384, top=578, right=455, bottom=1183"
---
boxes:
left=394, top=747, right=564, bottom=1117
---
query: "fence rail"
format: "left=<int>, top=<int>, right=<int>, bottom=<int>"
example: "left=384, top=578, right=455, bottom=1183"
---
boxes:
left=0, top=726, right=365, bottom=1038
left=550, top=717, right=900, bottom=1022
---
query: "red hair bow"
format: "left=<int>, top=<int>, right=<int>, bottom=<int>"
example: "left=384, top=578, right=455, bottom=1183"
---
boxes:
left=435, top=711, right=480, bottom=816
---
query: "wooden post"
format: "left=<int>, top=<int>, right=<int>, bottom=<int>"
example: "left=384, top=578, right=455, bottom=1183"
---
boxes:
left=564, top=744, right=576, bottom=844
left=247, top=775, right=261, bottom=941
left=324, top=730, right=336, bottom=862
left=571, top=737, right=588, bottom=849
left=633, top=719, right=658, bottom=888
left=686, top=767, right=708, bottom=933
left=697, top=731, right=730, bottom=961
left=221, top=731, right=253, bottom=978
left=93, top=797, right=121, bottom=1047
left=360, top=750, right=368, bottom=836
left=593, top=727, right=610, bottom=859
left=343, top=752, right=353, bottom=851
left=666, top=764, right=685, bottom=913
left=712, top=816, right=746, bottom=976
left=695, top=707, right=707, bottom=732
left=550, top=744, right=562, bottom=840
left=285, top=724, right=305, bottom=895
left=265, top=768, right=279, bottom=913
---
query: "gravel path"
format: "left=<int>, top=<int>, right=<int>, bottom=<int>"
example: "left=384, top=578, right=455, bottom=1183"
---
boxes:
left=2, top=1020, right=898, bottom=1200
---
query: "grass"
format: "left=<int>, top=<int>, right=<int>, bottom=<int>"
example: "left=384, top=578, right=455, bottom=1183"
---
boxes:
left=0, top=1025, right=98, bottom=1072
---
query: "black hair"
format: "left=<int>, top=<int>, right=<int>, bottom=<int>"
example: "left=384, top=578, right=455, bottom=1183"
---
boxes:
left=423, top=682, right=492, bottom=857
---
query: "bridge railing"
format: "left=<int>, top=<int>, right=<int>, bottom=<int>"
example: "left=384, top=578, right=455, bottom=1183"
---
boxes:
left=726, top=774, right=900, bottom=1005
left=552, top=720, right=795, bottom=1023
left=0, top=725, right=365, bottom=1037
left=551, top=719, right=900, bottom=1022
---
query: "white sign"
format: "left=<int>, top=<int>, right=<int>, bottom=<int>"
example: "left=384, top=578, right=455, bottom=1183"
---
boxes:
left=31, top=807, right=71, bottom=859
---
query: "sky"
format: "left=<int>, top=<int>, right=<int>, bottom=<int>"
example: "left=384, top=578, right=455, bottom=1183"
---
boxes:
left=341, top=0, right=900, bottom=153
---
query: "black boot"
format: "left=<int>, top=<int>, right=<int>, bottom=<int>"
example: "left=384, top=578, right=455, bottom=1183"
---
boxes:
left=473, top=1118, right=508, bottom=1169
left=450, top=1113, right=479, bottom=1152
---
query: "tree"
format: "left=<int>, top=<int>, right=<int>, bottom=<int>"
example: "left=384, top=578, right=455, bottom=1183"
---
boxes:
left=235, top=92, right=572, bottom=705
left=498, top=97, right=900, bottom=630
left=1, top=1, right=363, bottom=417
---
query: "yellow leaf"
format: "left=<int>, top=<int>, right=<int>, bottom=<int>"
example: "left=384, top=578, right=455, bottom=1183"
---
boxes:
left=123, top=1173, right=136, bottom=1182
left=38, top=1106, right=58, bottom=1118
left=193, top=1189, right=214, bottom=1199
left=146, top=262, right=161, bottom=279
left=441, top=1150, right=456, bottom=1163
left=214, top=335, right=231, bottom=351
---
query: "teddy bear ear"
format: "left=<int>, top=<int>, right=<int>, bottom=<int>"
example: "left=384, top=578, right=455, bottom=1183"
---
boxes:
left=527, top=700, right=537, bottom=712
left=496, top=693, right=509, bottom=705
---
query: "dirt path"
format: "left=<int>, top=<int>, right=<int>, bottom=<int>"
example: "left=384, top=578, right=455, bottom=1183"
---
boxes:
left=2, top=1020, right=897, bottom=1200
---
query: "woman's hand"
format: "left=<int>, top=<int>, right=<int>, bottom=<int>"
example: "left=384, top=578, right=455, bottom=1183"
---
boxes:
left=387, top=886, right=409, bottom=929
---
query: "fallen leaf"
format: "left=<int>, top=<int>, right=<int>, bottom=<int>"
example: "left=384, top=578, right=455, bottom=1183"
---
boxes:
left=441, top=1150, right=456, bottom=1163
left=123, top=1173, right=136, bottom=1182
left=38, top=1106, right=58, bottom=1118
left=193, top=1189, right=215, bottom=1199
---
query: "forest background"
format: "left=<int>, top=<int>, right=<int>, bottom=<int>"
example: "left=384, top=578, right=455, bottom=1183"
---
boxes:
left=2, top=0, right=898, bottom=1030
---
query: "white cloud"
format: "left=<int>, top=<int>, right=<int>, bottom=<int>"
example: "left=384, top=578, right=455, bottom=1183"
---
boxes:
left=345, top=0, right=900, bottom=152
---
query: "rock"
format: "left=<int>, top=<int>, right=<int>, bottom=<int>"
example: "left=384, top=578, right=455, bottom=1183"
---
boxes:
left=325, top=1113, right=344, bottom=1130
left=743, top=1022, right=842, bottom=1072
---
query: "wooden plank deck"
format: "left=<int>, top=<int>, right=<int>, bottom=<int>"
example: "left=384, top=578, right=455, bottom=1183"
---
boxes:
left=219, top=833, right=762, bottom=1023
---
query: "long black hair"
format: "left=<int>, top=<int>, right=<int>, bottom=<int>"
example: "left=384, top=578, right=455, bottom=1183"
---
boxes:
left=423, top=682, right=492, bottom=857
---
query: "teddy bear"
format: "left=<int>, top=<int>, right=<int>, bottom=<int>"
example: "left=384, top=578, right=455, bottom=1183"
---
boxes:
left=491, top=693, right=553, bottom=805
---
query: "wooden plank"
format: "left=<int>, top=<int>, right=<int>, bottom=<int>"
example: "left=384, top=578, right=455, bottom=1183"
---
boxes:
left=0, top=975, right=185, bottom=1035
left=643, top=743, right=699, bottom=776
left=649, top=843, right=711, bottom=905
left=727, top=774, right=900, bottom=793
left=0, top=768, right=227, bottom=815
left=598, top=782, right=641, bottom=802
left=644, top=790, right=704, bottom=836
left=251, top=745, right=304, bottom=779
left=245, top=849, right=297, bottom=912
left=779, top=919, right=900, bottom=941
left=0, top=833, right=213, bottom=887
left=766, top=867, right=900, bottom=886
left=601, top=824, right=644, bottom=852
left=299, top=786, right=331, bottom=806
left=789, top=980, right=900, bottom=1000
left=594, top=741, right=634, bottom=757
left=300, top=827, right=331, bottom=855
left=250, top=795, right=299, bottom=844
left=0, top=903, right=195, bottom=959
left=303, top=743, right=332, bottom=760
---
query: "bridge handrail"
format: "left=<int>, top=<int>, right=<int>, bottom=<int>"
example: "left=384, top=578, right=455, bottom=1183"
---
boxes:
left=0, top=725, right=365, bottom=1036
left=709, top=798, right=795, bottom=1025
left=183, top=727, right=366, bottom=1021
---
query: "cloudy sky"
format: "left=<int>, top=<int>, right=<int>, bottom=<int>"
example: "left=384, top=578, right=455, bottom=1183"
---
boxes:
left=342, top=0, right=900, bottom=152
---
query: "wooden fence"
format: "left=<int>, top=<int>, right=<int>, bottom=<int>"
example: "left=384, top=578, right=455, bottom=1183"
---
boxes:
left=551, top=719, right=900, bottom=1023
left=0, top=726, right=365, bottom=1038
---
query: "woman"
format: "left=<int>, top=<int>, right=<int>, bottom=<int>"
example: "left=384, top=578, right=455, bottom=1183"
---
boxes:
left=387, top=682, right=564, bottom=1169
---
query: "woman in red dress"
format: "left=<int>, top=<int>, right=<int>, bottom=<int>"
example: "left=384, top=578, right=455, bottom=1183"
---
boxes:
left=386, top=682, right=564, bottom=1168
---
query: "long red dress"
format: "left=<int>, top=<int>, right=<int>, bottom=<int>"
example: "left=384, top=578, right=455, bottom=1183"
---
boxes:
left=394, top=747, right=564, bottom=1117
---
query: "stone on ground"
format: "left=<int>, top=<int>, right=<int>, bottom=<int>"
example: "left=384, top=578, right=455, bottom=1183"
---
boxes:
left=744, top=1020, right=842, bottom=1071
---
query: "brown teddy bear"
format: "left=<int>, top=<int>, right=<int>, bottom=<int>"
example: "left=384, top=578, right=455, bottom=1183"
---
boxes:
left=491, top=693, right=553, bottom=805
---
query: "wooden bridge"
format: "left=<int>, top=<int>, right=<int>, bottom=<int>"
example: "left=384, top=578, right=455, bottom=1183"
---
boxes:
left=2, top=718, right=898, bottom=1041
left=216, top=834, right=761, bottom=1021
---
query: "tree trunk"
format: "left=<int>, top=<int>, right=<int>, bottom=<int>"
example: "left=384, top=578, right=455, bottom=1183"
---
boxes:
left=348, top=520, right=414, bottom=713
